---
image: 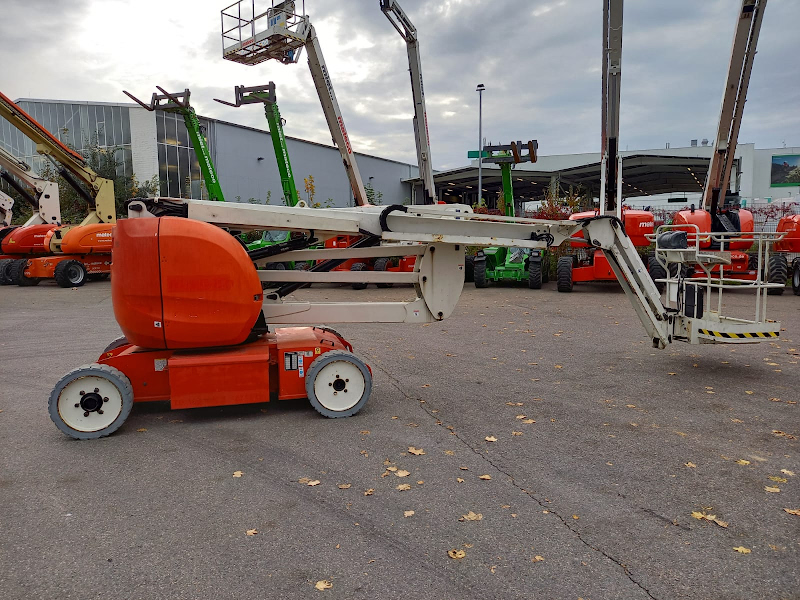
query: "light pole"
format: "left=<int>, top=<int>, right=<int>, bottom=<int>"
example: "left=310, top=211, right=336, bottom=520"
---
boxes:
left=476, top=83, right=485, bottom=206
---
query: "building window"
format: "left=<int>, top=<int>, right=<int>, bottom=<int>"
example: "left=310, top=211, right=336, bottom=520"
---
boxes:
left=155, top=111, right=214, bottom=199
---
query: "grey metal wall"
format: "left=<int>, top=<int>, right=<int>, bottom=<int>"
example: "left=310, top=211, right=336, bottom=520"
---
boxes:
left=212, top=120, right=418, bottom=207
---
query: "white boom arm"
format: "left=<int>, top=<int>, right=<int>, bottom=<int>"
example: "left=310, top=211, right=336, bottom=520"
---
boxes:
left=0, top=146, right=61, bottom=226
left=703, top=0, right=766, bottom=210
left=220, top=2, right=369, bottom=206
left=129, top=196, right=780, bottom=347
left=380, top=0, right=436, bottom=204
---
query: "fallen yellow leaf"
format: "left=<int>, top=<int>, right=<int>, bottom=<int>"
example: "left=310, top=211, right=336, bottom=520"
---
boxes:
left=136, top=428, right=147, bottom=433
left=768, top=476, right=788, bottom=483
left=781, top=469, right=795, bottom=476
left=733, top=546, right=751, bottom=554
left=308, top=480, right=321, bottom=487
left=386, top=466, right=398, bottom=472
left=515, top=415, right=527, bottom=420
left=404, top=510, right=415, bottom=518
left=460, top=511, right=483, bottom=522
left=485, top=436, right=498, bottom=442
left=736, top=460, right=751, bottom=466
left=395, top=470, right=410, bottom=478
left=233, top=471, right=243, bottom=478
left=337, top=483, right=351, bottom=489
left=512, top=431, right=523, bottom=436
left=444, top=450, right=455, bottom=456
left=572, top=515, right=579, bottom=520
left=522, top=419, right=536, bottom=424
left=531, top=555, right=544, bottom=563
left=448, top=549, right=466, bottom=559
left=479, top=474, right=492, bottom=481
left=783, top=508, right=800, bottom=516
left=456, top=478, right=464, bottom=483
left=364, top=489, right=374, bottom=496
left=360, top=430, right=370, bottom=435
left=246, top=529, right=258, bottom=536
left=408, top=447, right=425, bottom=456
left=314, top=580, right=333, bottom=591
left=765, top=486, right=781, bottom=493
left=745, top=391, right=754, bottom=395
left=298, top=477, right=311, bottom=484
left=396, top=484, right=411, bottom=491
left=685, top=462, right=697, bottom=468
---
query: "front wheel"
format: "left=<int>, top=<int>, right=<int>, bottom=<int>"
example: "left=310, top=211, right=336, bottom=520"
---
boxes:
left=556, top=256, right=573, bottom=293
left=767, top=254, right=788, bottom=296
left=350, top=262, right=368, bottom=290
left=54, top=259, right=87, bottom=288
left=49, top=363, right=134, bottom=439
left=373, top=257, right=393, bottom=288
left=464, top=255, right=475, bottom=283
left=792, top=259, right=800, bottom=296
left=473, top=257, right=488, bottom=288
left=528, top=257, right=542, bottom=289
left=648, top=256, right=667, bottom=292
left=305, top=350, right=373, bottom=418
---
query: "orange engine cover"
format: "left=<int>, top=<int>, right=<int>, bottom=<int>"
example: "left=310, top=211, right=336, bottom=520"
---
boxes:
left=775, top=214, right=800, bottom=253
left=568, top=209, right=654, bottom=248
left=0, top=224, right=58, bottom=255
left=674, top=209, right=753, bottom=250
left=60, top=223, right=115, bottom=254
left=112, top=217, right=263, bottom=350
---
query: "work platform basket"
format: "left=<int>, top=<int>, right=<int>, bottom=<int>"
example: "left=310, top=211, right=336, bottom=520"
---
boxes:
left=221, top=0, right=310, bottom=65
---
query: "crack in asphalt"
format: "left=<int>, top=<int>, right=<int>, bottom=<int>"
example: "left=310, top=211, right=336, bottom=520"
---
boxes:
left=371, top=358, right=659, bottom=600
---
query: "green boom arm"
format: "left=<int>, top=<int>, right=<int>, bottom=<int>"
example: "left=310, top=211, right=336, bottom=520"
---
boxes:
left=123, top=87, right=225, bottom=202
left=215, top=83, right=300, bottom=207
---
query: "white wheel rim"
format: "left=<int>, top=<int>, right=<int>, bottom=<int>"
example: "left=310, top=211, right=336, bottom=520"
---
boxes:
left=57, top=375, right=124, bottom=432
left=313, top=360, right=366, bottom=412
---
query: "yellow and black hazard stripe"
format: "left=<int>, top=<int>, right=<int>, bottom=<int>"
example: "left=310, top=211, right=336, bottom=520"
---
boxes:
left=699, top=329, right=779, bottom=339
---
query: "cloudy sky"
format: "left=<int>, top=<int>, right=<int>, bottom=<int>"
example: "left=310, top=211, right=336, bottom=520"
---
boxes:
left=1, top=0, right=798, bottom=169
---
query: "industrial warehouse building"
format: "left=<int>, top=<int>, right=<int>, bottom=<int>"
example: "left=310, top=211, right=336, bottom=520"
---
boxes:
left=0, top=97, right=421, bottom=207
left=1, top=97, right=797, bottom=211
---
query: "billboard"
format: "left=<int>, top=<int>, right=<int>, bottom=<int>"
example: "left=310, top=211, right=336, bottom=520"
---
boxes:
left=771, top=154, right=800, bottom=187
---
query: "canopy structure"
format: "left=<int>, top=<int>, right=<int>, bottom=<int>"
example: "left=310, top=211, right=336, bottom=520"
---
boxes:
left=405, top=154, right=725, bottom=204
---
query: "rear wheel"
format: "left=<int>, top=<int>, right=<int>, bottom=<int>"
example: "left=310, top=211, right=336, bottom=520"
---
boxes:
left=373, top=257, right=393, bottom=288
left=305, top=350, right=372, bottom=418
left=9, top=259, right=38, bottom=286
left=556, top=256, right=573, bottom=293
left=464, top=255, right=475, bottom=283
left=54, top=259, right=87, bottom=288
left=351, top=262, right=368, bottom=290
left=528, top=257, right=542, bottom=289
left=0, top=259, right=13, bottom=285
left=473, top=257, right=488, bottom=288
left=49, top=363, right=134, bottom=439
left=767, top=254, right=788, bottom=296
left=793, top=259, right=800, bottom=296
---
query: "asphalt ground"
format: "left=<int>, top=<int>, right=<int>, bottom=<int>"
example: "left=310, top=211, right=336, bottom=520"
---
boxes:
left=0, top=279, right=798, bottom=600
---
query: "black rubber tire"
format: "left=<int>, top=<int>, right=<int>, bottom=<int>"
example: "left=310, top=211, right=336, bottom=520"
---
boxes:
left=793, top=259, right=800, bottom=296
left=305, top=350, right=372, bottom=418
left=54, top=259, right=87, bottom=288
left=748, top=252, right=759, bottom=271
left=0, top=258, right=13, bottom=285
left=541, top=252, right=550, bottom=284
left=266, top=262, right=286, bottom=270
left=528, top=257, right=542, bottom=289
left=48, top=363, right=134, bottom=440
left=351, top=262, right=368, bottom=290
left=88, top=273, right=110, bottom=281
left=464, top=255, right=475, bottom=283
left=102, top=335, right=129, bottom=354
left=373, top=257, right=394, bottom=288
left=473, top=257, right=488, bottom=288
left=767, top=254, right=788, bottom=296
left=8, top=259, right=39, bottom=286
left=668, top=262, right=691, bottom=279
left=648, top=256, right=667, bottom=292
left=556, top=256, right=573, bottom=293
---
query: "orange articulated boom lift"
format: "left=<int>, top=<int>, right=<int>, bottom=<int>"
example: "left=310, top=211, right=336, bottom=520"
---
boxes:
left=663, top=0, right=791, bottom=294
left=0, top=146, right=63, bottom=285
left=44, top=1, right=785, bottom=440
left=0, top=91, right=116, bottom=287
